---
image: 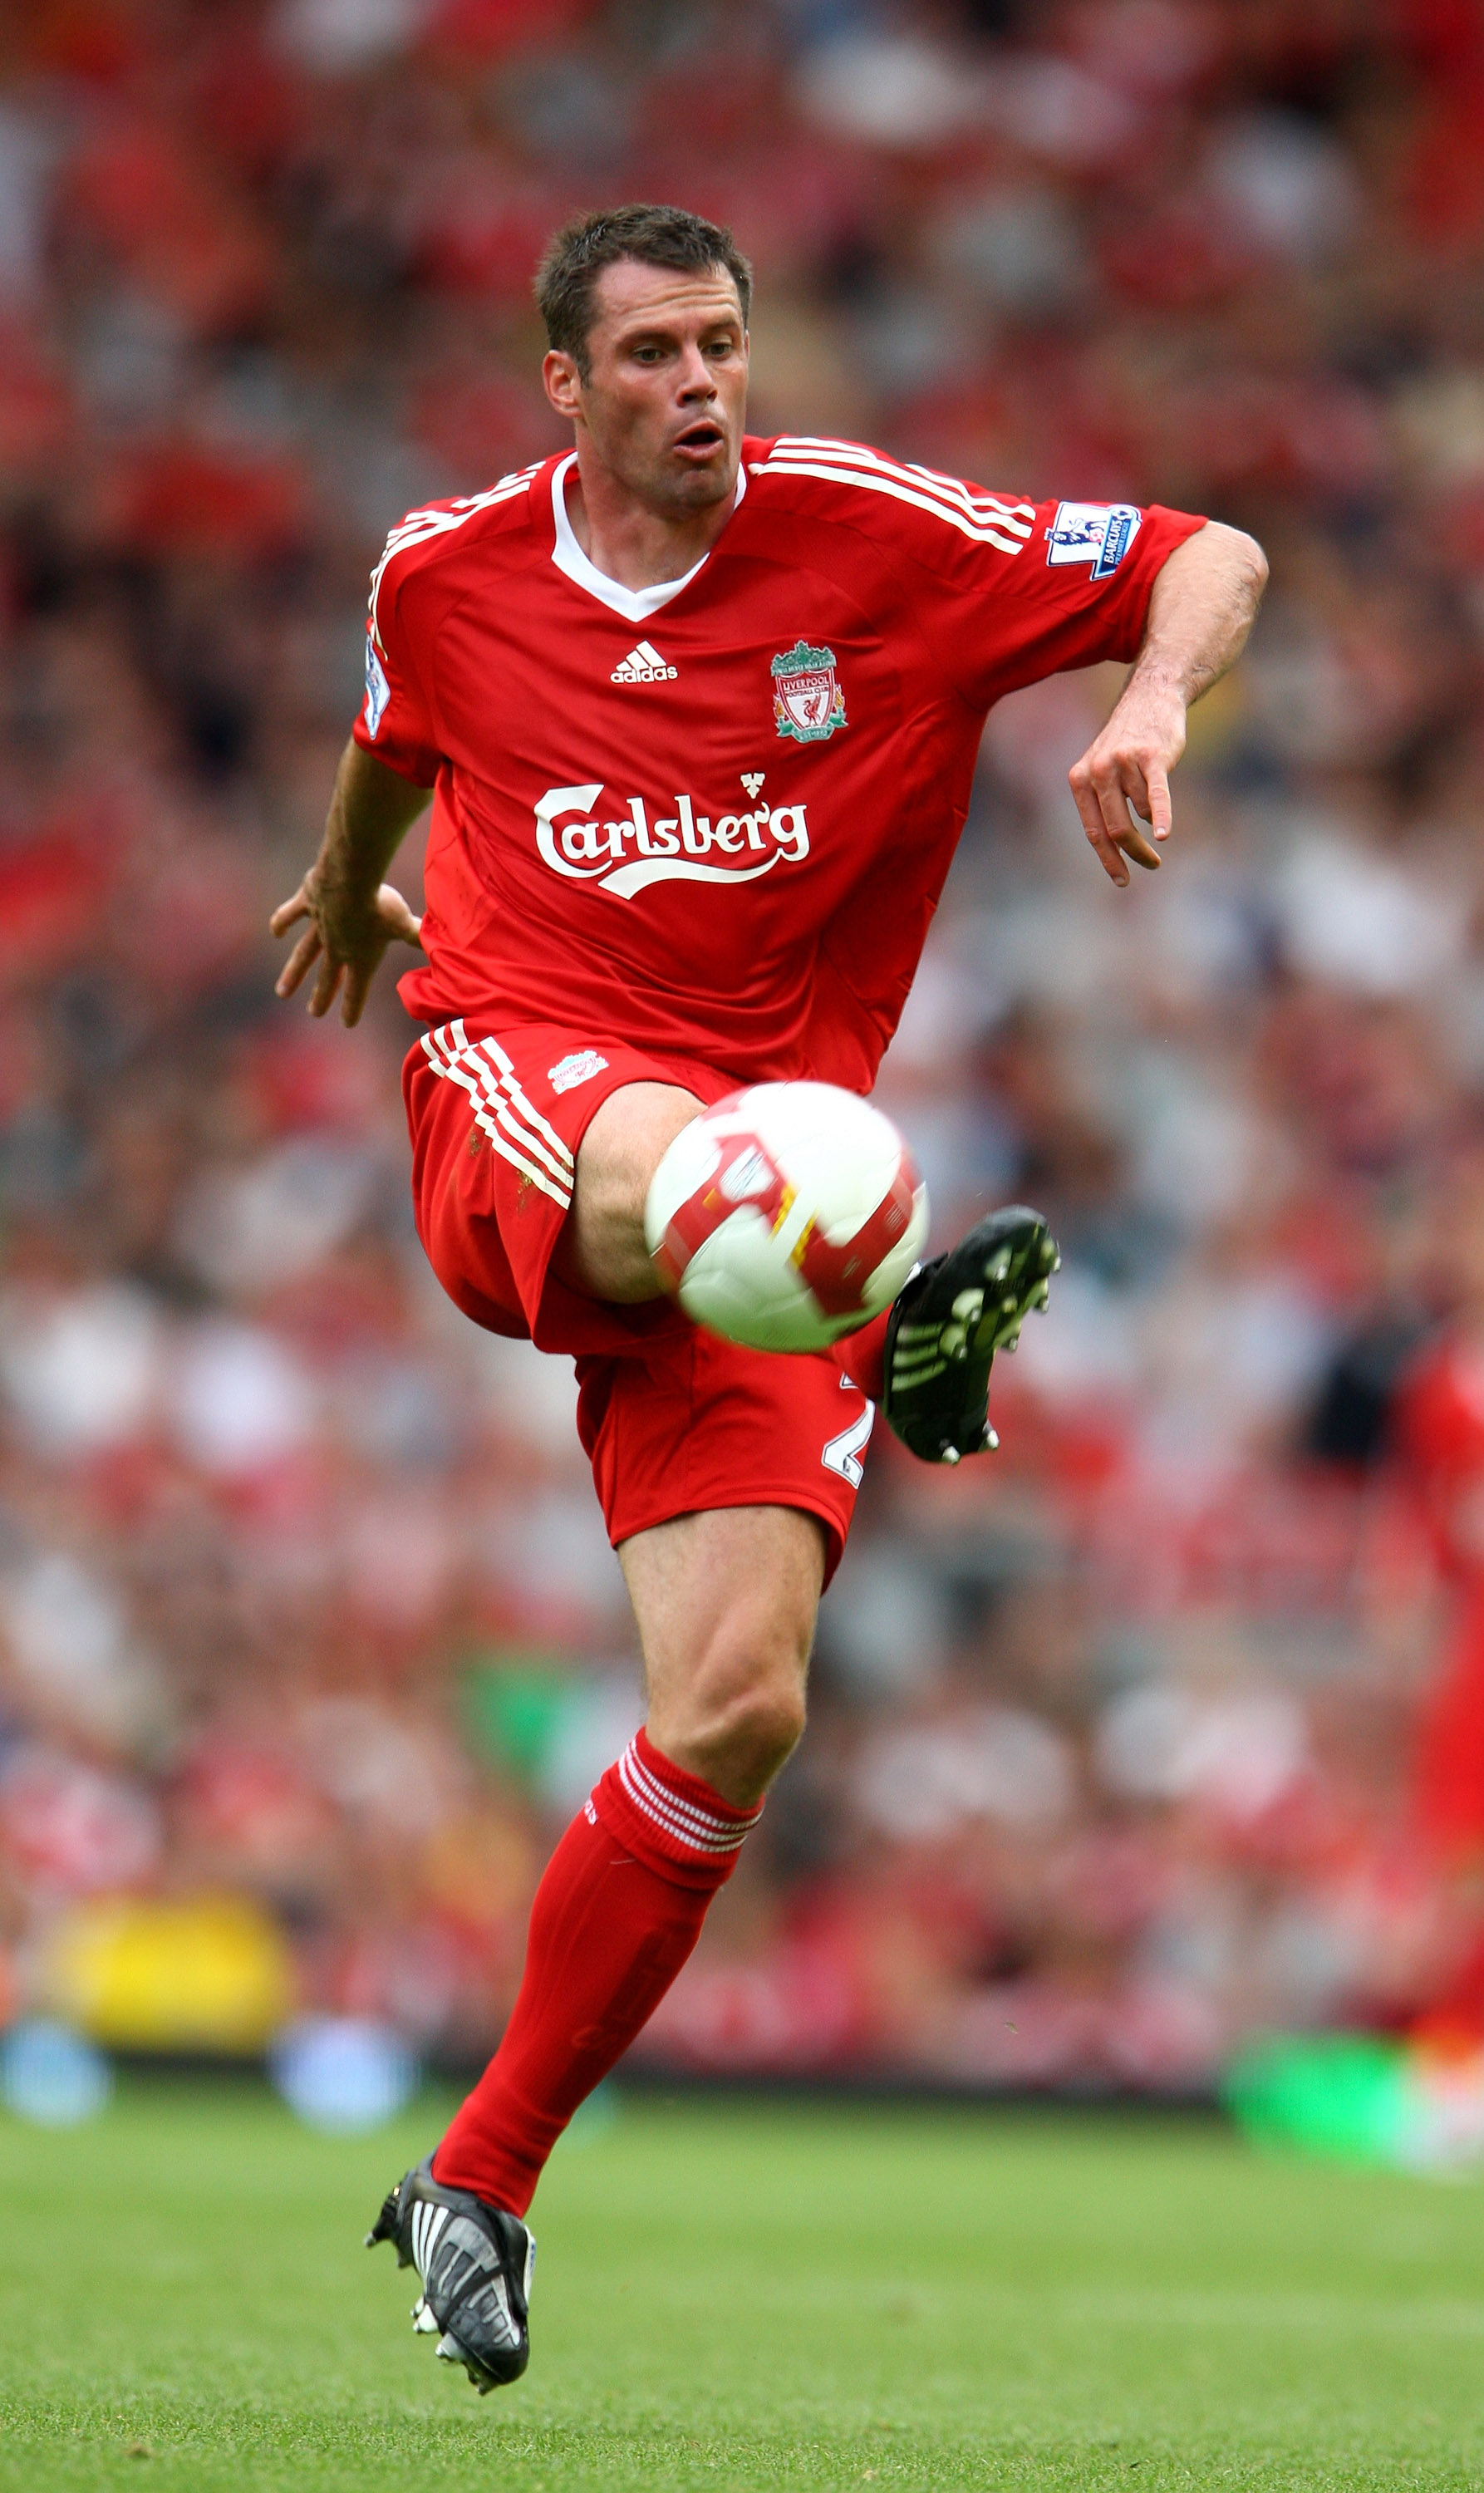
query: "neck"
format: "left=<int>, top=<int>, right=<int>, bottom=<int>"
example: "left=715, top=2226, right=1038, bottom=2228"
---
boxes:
left=564, top=440, right=739, bottom=591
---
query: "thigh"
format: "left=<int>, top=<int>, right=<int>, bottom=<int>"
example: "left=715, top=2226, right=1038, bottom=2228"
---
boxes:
left=553, top=1079, right=701, bottom=1304
left=403, top=1020, right=712, bottom=1355
left=621, top=1504, right=827, bottom=1674
left=621, top=1502, right=827, bottom=1765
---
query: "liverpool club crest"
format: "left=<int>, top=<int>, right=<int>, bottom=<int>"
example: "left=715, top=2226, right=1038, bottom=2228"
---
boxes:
left=771, top=642, right=847, bottom=744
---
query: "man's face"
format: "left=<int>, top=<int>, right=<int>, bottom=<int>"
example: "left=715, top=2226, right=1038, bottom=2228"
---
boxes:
left=543, top=258, right=749, bottom=517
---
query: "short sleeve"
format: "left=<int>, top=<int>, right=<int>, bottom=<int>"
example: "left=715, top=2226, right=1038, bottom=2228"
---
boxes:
left=915, top=496, right=1207, bottom=711
left=350, top=573, right=442, bottom=787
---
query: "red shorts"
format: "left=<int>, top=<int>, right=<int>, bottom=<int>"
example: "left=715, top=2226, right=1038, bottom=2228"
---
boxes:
left=402, top=1020, right=872, bottom=1581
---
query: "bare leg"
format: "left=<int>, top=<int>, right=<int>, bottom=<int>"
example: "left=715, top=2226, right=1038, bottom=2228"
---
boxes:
left=565, top=1093, right=828, bottom=1798
left=553, top=1079, right=701, bottom=1302
left=425, top=1504, right=826, bottom=2220
left=621, top=1503, right=826, bottom=1806
left=563, top=1094, right=828, bottom=1797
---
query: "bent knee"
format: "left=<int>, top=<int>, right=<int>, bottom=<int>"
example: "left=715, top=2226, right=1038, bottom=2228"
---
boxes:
left=672, top=1645, right=809, bottom=1796
left=698, top=1645, right=808, bottom=1785
left=721, top=1678, right=807, bottom=1776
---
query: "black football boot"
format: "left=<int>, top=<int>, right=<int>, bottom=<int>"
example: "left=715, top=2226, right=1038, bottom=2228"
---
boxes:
left=366, top=2154, right=534, bottom=2392
left=882, top=1204, right=1059, bottom=1464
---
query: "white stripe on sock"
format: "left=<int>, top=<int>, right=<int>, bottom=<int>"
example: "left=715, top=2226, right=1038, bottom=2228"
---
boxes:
left=622, top=1743, right=754, bottom=1843
left=614, top=1743, right=760, bottom=1855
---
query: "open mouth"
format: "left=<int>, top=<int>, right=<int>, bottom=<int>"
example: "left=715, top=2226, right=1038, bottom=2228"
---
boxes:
left=673, top=421, right=725, bottom=455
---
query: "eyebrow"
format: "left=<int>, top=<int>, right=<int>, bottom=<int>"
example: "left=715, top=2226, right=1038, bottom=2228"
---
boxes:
left=616, top=315, right=744, bottom=347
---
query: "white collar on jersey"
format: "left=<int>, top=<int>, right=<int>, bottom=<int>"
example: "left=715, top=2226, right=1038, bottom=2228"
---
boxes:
left=548, top=450, right=746, bottom=622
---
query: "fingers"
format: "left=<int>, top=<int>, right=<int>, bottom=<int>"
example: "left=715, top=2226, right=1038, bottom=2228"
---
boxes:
left=309, top=947, right=345, bottom=1020
left=275, top=926, right=322, bottom=998
left=1116, top=814, right=1162, bottom=872
left=1070, top=753, right=1153, bottom=884
left=1069, top=744, right=1172, bottom=886
left=375, top=883, right=425, bottom=948
left=1098, top=766, right=1162, bottom=868
left=341, top=964, right=372, bottom=1027
left=1145, top=760, right=1172, bottom=842
left=273, top=883, right=405, bottom=1017
left=1069, top=765, right=1129, bottom=885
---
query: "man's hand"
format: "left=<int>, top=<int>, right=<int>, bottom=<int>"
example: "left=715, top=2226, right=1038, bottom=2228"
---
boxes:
left=1069, top=518, right=1267, bottom=889
left=1069, top=674, right=1185, bottom=886
left=272, top=736, right=433, bottom=1025
left=272, top=871, right=424, bottom=1027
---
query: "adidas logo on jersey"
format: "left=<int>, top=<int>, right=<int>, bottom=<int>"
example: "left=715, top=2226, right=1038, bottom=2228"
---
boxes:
left=611, top=642, right=677, bottom=684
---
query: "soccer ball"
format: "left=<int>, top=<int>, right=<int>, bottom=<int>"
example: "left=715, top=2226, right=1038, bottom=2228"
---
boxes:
left=644, top=1081, right=930, bottom=1353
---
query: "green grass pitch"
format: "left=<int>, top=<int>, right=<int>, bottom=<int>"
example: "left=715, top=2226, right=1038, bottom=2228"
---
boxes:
left=3, top=2080, right=1483, bottom=2490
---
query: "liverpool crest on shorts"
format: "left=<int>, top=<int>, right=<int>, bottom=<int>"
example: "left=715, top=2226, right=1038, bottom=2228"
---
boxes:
left=771, top=642, right=846, bottom=743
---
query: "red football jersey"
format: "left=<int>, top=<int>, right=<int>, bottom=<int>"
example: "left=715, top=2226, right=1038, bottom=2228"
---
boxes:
left=354, top=437, right=1204, bottom=1091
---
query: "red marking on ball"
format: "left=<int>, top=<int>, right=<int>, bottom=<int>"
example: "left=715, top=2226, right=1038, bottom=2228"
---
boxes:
left=794, top=1158, right=921, bottom=1317
left=657, top=1129, right=788, bottom=1291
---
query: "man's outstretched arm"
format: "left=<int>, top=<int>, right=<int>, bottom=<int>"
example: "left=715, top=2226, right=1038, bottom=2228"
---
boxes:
left=1069, top=519, right=1268, bottom=888
left=272, top=739, right=432, bottom=1025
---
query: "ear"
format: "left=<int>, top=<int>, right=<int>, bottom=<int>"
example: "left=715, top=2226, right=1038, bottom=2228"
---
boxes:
left=543, top=349, right=583, bottom=421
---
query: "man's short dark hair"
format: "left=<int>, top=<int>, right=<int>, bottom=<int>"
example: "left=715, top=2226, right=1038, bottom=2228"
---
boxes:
left=534, top=204, right=752, bottom=379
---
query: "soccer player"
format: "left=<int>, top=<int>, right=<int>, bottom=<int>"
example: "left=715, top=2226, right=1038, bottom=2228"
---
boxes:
left=271, top=204, right=1265, bottom=2389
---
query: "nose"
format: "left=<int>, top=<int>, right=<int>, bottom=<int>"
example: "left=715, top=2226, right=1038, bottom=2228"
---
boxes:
left=676, top=345, right=716, bottom=401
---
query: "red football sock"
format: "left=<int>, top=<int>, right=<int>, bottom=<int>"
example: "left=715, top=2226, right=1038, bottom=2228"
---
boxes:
left=838, top=1306, right=890, bottom=1404
left=431, top=1729, right=761, bottom=2215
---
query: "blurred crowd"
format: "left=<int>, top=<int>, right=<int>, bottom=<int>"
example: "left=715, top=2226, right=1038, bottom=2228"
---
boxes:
left=5, top=0, right=1484, bottom=2091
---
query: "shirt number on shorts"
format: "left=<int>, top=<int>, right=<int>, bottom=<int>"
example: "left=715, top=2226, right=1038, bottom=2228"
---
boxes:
left=822, top=1383, right=875, bottom=1489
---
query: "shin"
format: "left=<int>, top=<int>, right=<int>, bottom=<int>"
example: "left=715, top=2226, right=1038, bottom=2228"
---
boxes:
left=432, top=1505, right=822, bottom=2210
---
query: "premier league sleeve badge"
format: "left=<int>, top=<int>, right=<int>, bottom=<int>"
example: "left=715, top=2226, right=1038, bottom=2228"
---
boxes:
left=1044, top=504, right=1142, bottom=579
